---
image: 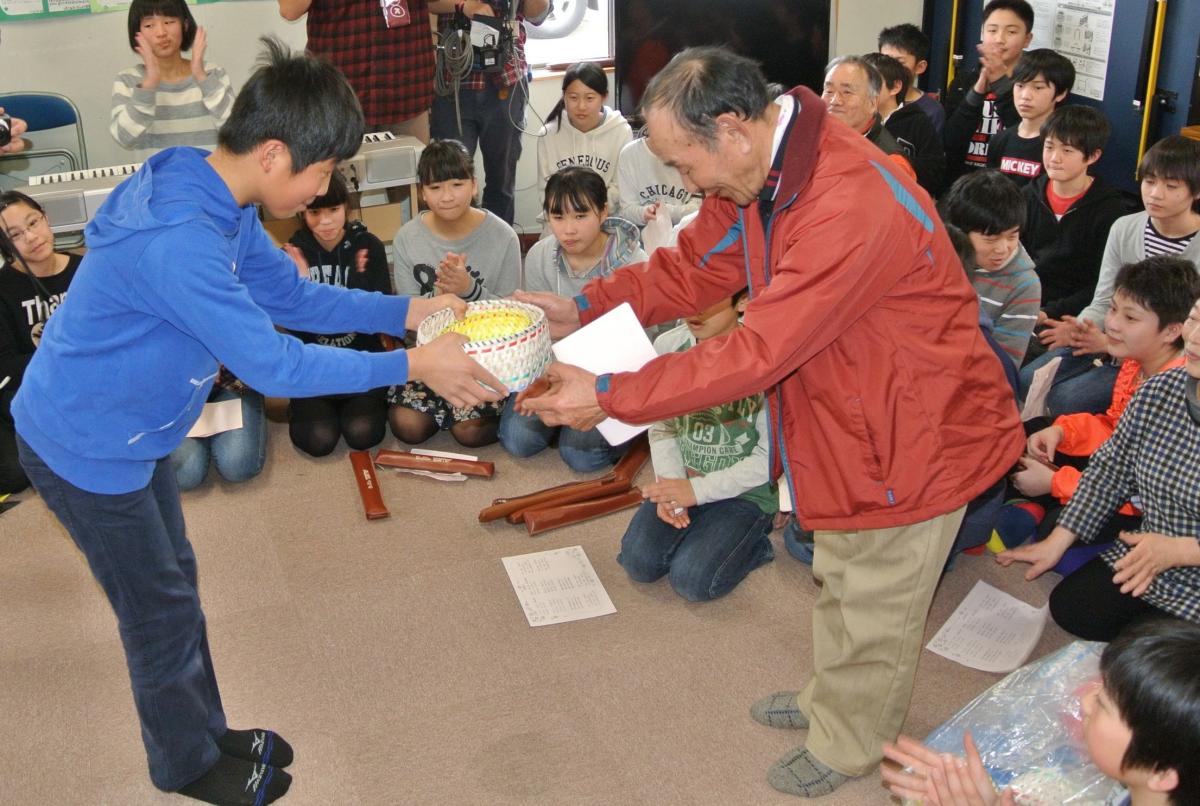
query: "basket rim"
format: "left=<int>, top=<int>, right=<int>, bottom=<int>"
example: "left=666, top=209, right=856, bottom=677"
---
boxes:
left=416, top=300, right=547, bottom=348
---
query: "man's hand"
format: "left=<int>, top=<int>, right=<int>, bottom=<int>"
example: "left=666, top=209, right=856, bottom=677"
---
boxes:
left=1027, top=425, right=1063, bottom=463
left=512, top=290, right=582, bottom=339
left=1111, top=531, right=1198, bottom=597
left=0, top=111, right=27, bottom=154
left=1010, top=456, right=1054, bottom=498
left=434, top=252, right=472, bottom=296
left=190, top=26, right=209, bottom=81
left=996, top=525, right=1076, bottom=579
left=407, top=332, right=507, bottom=409
left=516, top=361, right=605, bottom=429
left=135, top=32, right=161, bottom=89
left=405, top=293, right=468, bottom=331
left=282, top=243, right=310, bottom=279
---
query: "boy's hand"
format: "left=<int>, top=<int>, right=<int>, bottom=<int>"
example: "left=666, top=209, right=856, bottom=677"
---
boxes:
left=190, top=26, right=209, bottom=81
left=1027, top=425, right=1063, bottom=463
left=406, top=293, right=467, bottom=330
left=882, top=732, right=1004, bottom=806
left=1010, top=456, right=1054, bottom=497
left=407, top=332, right=507, bottom=409
left=996, top=525, right=1075, bottom=579
left=512, top=290, right=582, bottom=339
left=282, top=243, right=310, bottom=279
left=1038, top=316, right=1074, bottom=349
left=655, top=501, right=690, bottom=529
left=434, top=252, right=472, bottom=296
left=136, top=32, right=161, bottom=89
left=642, top=477, right=698, bottom=510
left=976, top=42, right=1010, bottom=85
left=1112, top=531, right=1198, bottom=597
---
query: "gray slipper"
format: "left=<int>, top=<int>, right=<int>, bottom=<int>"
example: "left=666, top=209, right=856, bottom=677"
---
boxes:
left=749, top=691, right=809, bottom=729
left=767, top=747, right=853, bottom=798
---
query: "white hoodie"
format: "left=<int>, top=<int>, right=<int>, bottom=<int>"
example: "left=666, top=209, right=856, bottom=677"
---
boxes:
left=614, top=138, right=701, bottom=226
left=536, top=107, right=633, bottom=208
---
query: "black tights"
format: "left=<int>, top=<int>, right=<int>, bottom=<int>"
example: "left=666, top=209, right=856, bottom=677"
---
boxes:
left=1049, top=556, right=1166, bottom=641
left=388, top=406, right=498, bottom=448
left=289, top=394, right=387, bottom=457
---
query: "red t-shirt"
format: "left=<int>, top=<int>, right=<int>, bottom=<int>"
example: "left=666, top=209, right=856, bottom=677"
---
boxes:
left=1046, top=181, right=1088, bottom=218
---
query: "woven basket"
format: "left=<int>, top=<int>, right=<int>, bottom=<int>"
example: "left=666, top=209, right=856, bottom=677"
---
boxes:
left=415, top=300, right=552, bottom=393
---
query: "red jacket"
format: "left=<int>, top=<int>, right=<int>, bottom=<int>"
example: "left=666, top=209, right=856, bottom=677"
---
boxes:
left=580, top=87, right=1023, bottom=530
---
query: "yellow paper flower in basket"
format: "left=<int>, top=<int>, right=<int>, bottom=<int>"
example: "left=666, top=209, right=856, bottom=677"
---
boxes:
left=415, top=300, right=552, bottom=393
left=444, top=310, right=532, bottom=342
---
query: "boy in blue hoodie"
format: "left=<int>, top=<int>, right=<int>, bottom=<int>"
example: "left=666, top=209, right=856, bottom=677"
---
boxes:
left=12, top=38, right=503, bottom=806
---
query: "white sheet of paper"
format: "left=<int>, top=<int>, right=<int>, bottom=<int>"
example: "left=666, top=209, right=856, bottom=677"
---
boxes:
left=1020, top=356, right=1062, bottom=421
left=641, top=207, right=673, bottom=256
left=502, top=545, right=616, bottom=627
left=551, top=303, right=659, bottom=445
left=185, top=398, right=243, bottom=439
left=926, top=581, right=1049, bottom=673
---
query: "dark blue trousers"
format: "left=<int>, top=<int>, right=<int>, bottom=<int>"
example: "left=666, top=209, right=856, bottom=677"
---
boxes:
left=18, top=435, right=225, bottom=790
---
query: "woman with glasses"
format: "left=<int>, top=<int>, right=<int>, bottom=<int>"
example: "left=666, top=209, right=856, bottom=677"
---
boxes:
left=0, top=191, right=81, bottom=495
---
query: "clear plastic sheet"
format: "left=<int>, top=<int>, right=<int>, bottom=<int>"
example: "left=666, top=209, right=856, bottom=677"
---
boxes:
left=909, top=641, right=1128, bottom=806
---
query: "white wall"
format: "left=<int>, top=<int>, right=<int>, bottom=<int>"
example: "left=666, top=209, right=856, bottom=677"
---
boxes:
left=830, top=0, right=925, bottom=58
left=0, top=1, right=306, bottom=170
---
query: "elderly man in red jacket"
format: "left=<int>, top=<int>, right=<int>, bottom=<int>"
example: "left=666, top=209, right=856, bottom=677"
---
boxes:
left=517, top=46, right=1022, bottom=797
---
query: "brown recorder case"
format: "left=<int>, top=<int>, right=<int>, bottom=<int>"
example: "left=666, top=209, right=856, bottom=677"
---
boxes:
left=349, top=450, right=390, bottom=520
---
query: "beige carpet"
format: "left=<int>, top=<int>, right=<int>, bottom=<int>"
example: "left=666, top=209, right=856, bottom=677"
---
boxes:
left=0, top=422, right=1068, bottom=805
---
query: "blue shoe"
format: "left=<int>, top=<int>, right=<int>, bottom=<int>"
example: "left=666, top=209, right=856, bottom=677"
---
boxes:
left=783, top=519, right=815, bottom=566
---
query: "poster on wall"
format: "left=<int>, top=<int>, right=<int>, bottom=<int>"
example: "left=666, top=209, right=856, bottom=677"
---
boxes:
left=1018, top=0, right=1116, bottom=101
left=0, top=0, right=218, bottom=21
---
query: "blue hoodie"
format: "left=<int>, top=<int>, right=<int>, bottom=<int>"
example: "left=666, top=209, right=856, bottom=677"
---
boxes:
left=14, top=147, right=412, bottom=493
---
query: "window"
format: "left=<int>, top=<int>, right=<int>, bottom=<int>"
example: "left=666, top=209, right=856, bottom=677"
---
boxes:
left=523, top=0, right=612, bottom=67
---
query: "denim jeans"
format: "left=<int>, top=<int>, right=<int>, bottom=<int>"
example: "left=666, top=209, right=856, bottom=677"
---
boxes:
left=497, top=397, right=623, bottom=472
left=430, top=80, right=527, bottom=225
left=618, top=498, right=775, bottom=601
left=1018, top=347, right=1119, bottom=417
left=18, top=436, right=225, bottom=790
left=170, top=389, right=267, bottom=491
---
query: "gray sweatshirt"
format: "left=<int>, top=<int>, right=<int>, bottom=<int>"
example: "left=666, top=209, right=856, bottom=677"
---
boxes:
left=392, top=210, right=521, bottom=300
left=523, top=216, right=647, bottom=296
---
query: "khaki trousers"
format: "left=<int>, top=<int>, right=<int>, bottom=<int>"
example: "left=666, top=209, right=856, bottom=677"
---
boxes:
left=796, top=506, right=965, bottom=776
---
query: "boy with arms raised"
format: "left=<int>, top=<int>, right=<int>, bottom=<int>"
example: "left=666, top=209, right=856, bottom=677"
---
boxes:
left=13, top=39, right=502, bottom=806
left=987, top=48, right=1075, bottom=187
left=944, top=0, right=1035, bottom=180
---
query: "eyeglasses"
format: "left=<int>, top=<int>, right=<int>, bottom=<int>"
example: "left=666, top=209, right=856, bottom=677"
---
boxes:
left=3, top=211, right=47, bottom=244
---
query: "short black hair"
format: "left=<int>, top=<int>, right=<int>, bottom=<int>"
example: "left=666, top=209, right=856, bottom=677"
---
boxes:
left=547, top=62, right=609, bottom=130
left=543, top=166, right=607, bottom=216
left=217, top=37, right=364, bottom=173
left=877, top=23, right=930, bottom=63
left=982, top=0, right=1034, bottom=32
left=942, top=223, right=976, bottom=277
left=640, top=46, right=772, bottom=147
left=1012, top=48, right=1075, bottom=97
left=126, top=0, right=197, bottom=52
left=862, top=53, right=911, bottom=104
left=1041, top=105, right=1110, bottom=157
left=303, top=169, right=351, bottom=212
left=417, top=139, right=476, bottom=186
left=1140, top=135, right=1200, bottom=214
left=1113, top=256, right=1200, bottom=348
left=938, top=170, right=1026, bottom=236
left=1102, top=619, right=1200, bottom=806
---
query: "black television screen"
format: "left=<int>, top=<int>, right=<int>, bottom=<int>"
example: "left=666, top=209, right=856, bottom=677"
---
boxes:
left=615, top=0, right=831, bottom=117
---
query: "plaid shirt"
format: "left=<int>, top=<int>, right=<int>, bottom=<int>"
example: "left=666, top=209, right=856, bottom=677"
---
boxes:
left=434, top=1, right=534, bottom=90
left=1060, top=367, right=1200, bottom=622
left=305, top=0, right=436, bottom=128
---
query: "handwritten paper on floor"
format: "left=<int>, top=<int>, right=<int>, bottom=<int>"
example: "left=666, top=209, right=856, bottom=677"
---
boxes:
left=502, top=545, right=616, bottom=627
left=186, top=398, right=243, bottom=439
left=926, top=581, right=1049, bottom=673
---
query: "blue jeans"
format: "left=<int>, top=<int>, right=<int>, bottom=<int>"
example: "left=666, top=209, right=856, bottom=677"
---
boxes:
left=18, top=436, right=225, bottom=790
left=783, top=517, right=815, bottom=565
left=618, top=498, right=775, bottom=601
left=430, top=80, right=527, bottom=225
left=1018, top=347, right=1119, bottom=417
left=170, top=390, right=267, bottom=491
left=498, top=397, right=624, bottom=472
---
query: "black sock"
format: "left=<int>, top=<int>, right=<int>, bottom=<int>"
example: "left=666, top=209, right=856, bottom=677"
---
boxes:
left=217, top=728, right=294, bottom=768
left=177, top=753, right=291, bottom=806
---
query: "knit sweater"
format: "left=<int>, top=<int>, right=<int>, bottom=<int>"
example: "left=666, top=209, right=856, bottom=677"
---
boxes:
left=392, top=210, right=520, bottom=301
left=970, top=243, right=1040, bottom=366
left=110, top=64, right=233, bottom=156
left=648, top=324, right=776, bottom=513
